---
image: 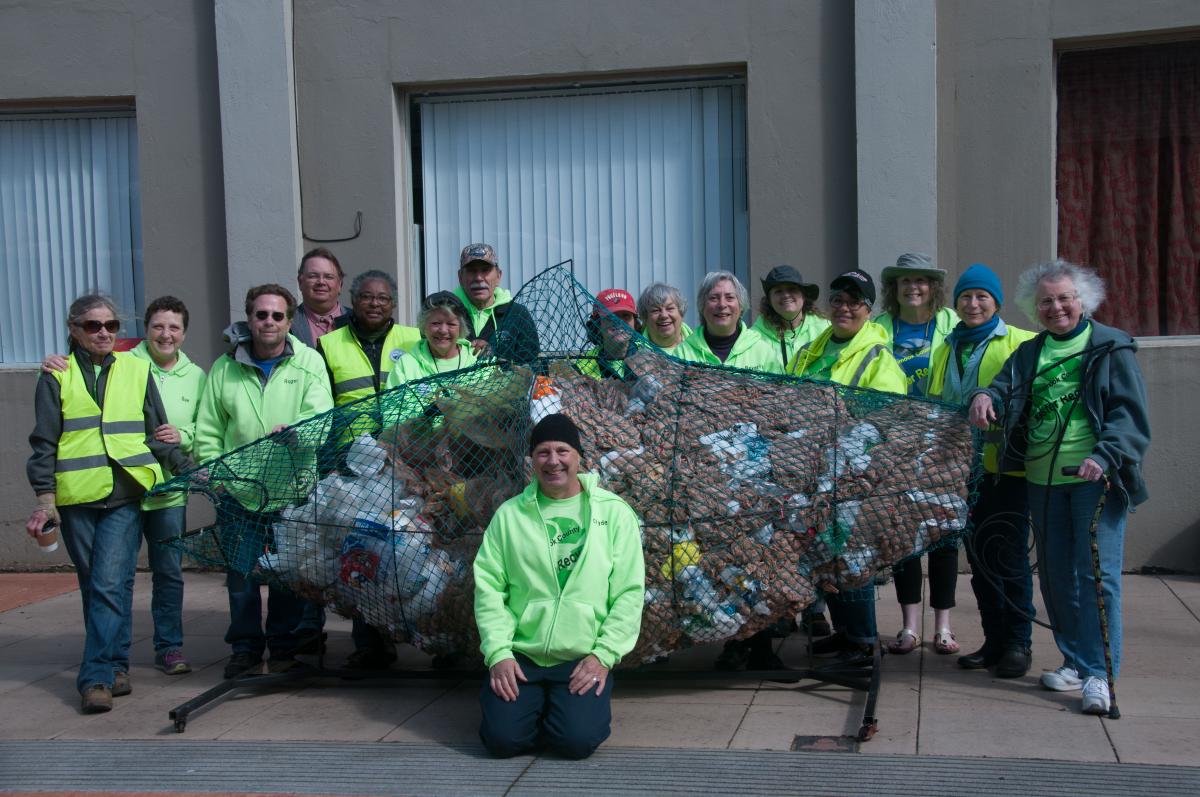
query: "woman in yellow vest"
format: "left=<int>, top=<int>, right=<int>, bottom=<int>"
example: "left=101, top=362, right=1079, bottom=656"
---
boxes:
left=751, top=265, right=830, bottom=371
left=25, top=294, right=191, bottom=714
left=788, top=270, right=906, bottom=662
left=927, top=264, right=1037, bottom=678
left=675, top=271, right=782, bottom=372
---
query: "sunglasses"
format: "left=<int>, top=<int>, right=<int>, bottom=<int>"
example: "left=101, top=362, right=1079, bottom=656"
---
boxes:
left=74, top=320, right=121, bottom=334
left=254, top=310, right=288, bottom=322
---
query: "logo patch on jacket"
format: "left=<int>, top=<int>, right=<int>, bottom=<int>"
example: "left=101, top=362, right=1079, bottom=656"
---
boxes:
left=390, top=349, right=405, bottom=362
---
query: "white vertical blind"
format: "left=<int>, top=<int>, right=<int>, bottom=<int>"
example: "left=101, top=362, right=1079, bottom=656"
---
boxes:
left=417, top=81, right=747, bottom=320
left=0, top=114, right=144, bottom=363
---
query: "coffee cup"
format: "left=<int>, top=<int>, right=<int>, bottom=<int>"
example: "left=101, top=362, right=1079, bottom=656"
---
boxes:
left=37, top=523, right=59, bottom=554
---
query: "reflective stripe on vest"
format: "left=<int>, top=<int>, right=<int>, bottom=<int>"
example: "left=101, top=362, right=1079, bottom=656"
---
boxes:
left=849, top=345, right=886, bottom=388
left=52, top=353, right=165, bottom=505
left=321, top=324, right=419, bottom=406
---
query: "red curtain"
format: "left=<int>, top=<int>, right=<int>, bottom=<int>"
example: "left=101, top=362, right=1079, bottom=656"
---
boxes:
left=1057, top=42, right=1200, bottom=337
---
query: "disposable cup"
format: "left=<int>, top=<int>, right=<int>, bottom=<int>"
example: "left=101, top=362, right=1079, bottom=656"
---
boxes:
left=37, top=525, right=59, bottom=554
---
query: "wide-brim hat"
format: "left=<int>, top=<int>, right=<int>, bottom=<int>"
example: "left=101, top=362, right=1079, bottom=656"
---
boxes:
left=761, top=265, right=819, bottom=302
left=881, top=252, right=947, bottom=284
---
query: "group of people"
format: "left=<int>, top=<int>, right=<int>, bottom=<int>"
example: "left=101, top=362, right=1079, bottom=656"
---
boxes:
left=25, top=241, right=1148, bottom=746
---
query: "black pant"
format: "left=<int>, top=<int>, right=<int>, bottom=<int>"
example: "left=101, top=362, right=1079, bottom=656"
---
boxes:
left=892, top=542, right=959, bottom=609
left=966, top=474, right=1035, bottom=649
left=479, top=654, right=612, bottom=759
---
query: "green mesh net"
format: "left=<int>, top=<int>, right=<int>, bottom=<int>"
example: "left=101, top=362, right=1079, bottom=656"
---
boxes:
left=153, top=265, right=979, bottom=666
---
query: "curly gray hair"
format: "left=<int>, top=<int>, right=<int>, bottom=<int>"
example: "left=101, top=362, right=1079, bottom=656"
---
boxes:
left=636, top=282, right=689, bottom=323
left=1015, top=259, right=1106, bottom=322
left=350, top=270, right=398, bottom=304
left=696, top=271, right=749, bottom=321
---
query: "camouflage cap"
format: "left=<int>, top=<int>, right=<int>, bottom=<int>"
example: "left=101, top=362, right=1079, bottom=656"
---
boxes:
left=459, top=243, right=499, bottom=269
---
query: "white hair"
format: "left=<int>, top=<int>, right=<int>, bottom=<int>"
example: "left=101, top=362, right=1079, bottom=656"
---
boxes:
left=637, top=282, right=688, bottom=322
left=1015, top=259, right=1106, bottom=322
left=696, top=271, right=749, bottom=320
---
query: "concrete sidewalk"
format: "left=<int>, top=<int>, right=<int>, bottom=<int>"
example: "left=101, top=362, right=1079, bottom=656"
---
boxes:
left=1, top=570, right=1198, bottom=794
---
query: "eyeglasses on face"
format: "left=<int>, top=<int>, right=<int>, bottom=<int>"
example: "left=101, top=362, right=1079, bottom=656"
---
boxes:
left=74, top=320, right=121, bottom=334
left=1036, top=293, right=1078, bottom=310
left=254, top=310, right=287, bottom=322
left=356, top=293, right=393, bottom=305
left=829, top=296, right=866, bottom=310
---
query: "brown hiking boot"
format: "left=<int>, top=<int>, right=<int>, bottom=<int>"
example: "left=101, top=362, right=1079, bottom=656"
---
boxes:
left=81, top=684, right=113, bottom=714
left=111, top=671, right=131, bottom=697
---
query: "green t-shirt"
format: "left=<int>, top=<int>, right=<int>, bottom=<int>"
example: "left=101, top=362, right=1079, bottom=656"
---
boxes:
left=1025, top=326, right=1097, bottom=486
left=808, top=338, right=848, bottom=381
left=538, top=490, right=587, bottom=589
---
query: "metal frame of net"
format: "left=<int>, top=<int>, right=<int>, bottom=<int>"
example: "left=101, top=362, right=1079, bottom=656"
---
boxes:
left=153, top=265, right=981, bottom=667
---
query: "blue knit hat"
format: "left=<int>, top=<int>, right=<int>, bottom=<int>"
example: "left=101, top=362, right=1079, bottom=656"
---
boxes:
left=954, top=263, right=1003, bottom=306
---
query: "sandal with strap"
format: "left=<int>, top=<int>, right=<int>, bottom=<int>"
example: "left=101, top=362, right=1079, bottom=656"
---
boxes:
left=934, top=628, right=959, bottom=655
left=886, top=628, right=921, bottom=655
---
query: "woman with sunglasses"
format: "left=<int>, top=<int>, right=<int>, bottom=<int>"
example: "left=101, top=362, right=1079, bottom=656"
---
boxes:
left=26, top=294, right=191, bottom=714
left=386, top=291, right=480, bottom=389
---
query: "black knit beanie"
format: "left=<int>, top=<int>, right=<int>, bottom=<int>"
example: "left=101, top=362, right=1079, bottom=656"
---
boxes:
left=529, top=413, right=584, bottom=457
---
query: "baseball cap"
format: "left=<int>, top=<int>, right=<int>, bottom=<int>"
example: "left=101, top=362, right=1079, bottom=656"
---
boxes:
left=594, top=288, right=637, bottom=317
left=829, top=269, right=877, bottom=305
left=459, top=243, right=499, bottom=269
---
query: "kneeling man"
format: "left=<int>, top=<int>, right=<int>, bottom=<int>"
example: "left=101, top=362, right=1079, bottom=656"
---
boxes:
left=473, top=413, right=645, bottom=759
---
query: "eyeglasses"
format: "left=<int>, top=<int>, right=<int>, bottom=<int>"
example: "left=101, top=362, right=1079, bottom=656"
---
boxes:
left=74, top=320, right=121, bottom=334
left=1036, top=293, right=1078, bottom=310
left=829, top=296, right=867, bottom=310
left=254, top=310, right=287, bottom=322
left=356, top=293, right=393, bottom=305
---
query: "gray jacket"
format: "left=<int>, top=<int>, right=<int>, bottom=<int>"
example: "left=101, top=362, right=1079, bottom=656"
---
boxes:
left=970, top=320, right=1150, bottom=506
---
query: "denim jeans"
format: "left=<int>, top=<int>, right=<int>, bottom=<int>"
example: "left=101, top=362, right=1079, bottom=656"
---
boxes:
left=58, top=503, right=143, bottom=694
left=139, top=506, right=186, bottom=654
left=1028, top=480, right=1126, bottom=680
left=217, top=498, right=306, bottom=658
left=966, top=474, right=1035, bottom=650
left=479, top=654, right=613, bottom=759
left=825, top=584, right=877, bottom=644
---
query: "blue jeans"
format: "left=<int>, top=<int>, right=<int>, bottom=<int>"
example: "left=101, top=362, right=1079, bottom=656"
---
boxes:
left=139, top=506, right=186, bottom=654
left=217, top=498, right=306, bottom=658
left=58, top=503, right=142, bottom=694
left=825, top=584, right=877, bottom=645
left=966, top=474, right=1035, bottom=650
left=479, top=654, right=613, bottom=759
left=1028, top=480, right=1126, bottom=680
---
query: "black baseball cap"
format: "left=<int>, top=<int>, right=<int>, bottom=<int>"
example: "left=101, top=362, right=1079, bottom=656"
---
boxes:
left=829, top=270, right=876, bottom=305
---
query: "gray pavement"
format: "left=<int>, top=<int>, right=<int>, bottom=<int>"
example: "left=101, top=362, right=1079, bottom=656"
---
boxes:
left=1, top=570, right=1198, bottom=795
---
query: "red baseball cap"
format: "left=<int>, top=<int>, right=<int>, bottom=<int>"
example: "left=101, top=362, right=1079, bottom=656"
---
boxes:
left=594, top=288, right=636, bottom=316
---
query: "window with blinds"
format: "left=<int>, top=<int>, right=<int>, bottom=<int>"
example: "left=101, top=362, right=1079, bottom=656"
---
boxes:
left=414, top=79, right=747, bottom=322
left=0, top=111, right=144, bottom=363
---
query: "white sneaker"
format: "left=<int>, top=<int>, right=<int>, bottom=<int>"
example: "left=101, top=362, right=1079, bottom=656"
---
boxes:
left=1081, top=676, right=1111, bottom=715
left=1040, top=665, right=1082, bottom=691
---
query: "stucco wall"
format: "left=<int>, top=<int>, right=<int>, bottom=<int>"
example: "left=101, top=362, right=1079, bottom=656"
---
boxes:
left=0, top=0, right=226, bottom=567
left=941, top=0, right=1200, bottom=569
left=291, top=0, right=859, bottom=319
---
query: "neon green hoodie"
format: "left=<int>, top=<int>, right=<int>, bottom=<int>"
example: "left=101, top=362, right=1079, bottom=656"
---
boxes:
left=453, top=284, right=513, bottom=339
left=675, top=322, right=783, bottom=373
left=385, top=339, right=479, bottom=388
left=474, top=472, right=645, bottom=669
left=750, top=313, right=831, bottom=372
left=193, top=334, right=333, bottom=510
left=129, top=341, right=206, bottom=509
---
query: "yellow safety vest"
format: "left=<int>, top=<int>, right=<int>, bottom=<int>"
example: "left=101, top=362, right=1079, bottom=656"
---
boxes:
left=321, top=323, right=420, bottom=406
left=52, top=353, right=164, bottom=505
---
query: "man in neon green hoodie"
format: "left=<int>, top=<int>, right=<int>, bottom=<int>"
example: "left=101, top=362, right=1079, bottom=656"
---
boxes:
left=194, top=285, right=334, bottom=679
left=453, top=243, right=540, bottom=363
left=474, top=413, right=644, bottom=759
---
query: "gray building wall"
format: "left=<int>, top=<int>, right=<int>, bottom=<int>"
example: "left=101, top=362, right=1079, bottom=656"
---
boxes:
left=0, top=0, right=1195, bottom=569
left=0, top=0, right=226, bottom=567
left=939, top=0, right=1200, bottom=569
